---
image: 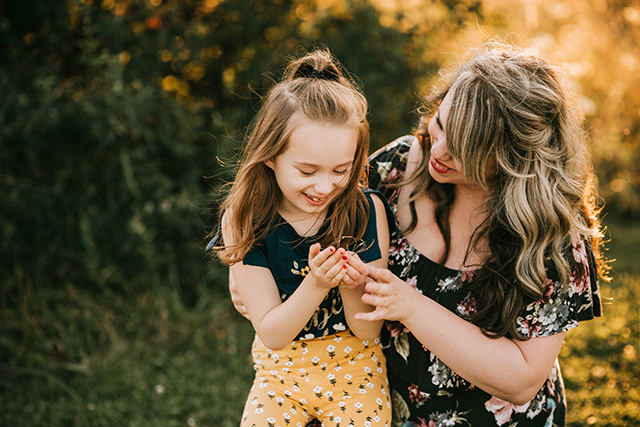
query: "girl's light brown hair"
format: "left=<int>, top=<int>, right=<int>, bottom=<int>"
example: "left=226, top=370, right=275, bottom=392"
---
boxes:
left=213, top=49, right=370, bottom=265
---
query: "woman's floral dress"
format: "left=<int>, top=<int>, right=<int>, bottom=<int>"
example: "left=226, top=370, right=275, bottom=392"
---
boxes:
left=367, top=136, right=602, bottom=427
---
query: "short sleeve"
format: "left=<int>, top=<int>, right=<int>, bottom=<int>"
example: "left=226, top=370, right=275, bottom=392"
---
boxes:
left=367, top=136, right=413, bottom=197
left=242, top=242, right=270, bottom=268
left=516, top=235, right=602, bottom=338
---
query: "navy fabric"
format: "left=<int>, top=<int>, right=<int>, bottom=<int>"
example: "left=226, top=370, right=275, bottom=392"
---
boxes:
left=243, top=190, right=395, bottom=341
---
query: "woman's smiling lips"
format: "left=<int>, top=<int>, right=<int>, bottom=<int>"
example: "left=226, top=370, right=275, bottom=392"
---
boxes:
left=430, top=157, right=454, bottom=173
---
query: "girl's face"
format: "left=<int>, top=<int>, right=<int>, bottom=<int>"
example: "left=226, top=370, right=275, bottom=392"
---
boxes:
left=266, top=119, right=358, bottom=222
left=427, top=92, right=470, bottom=187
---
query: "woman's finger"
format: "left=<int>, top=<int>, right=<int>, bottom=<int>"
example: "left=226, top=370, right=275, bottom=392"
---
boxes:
left=354, top=308, right=385, bottom=322
left=366, top=265, right=394, bottom=284
left=364, top=280, right=392, bottom=297
left=361, top=290, right=388, bottom=307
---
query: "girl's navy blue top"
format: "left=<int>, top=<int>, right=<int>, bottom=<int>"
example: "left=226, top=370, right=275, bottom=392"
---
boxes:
left=242, top=190, right=395, bottom=341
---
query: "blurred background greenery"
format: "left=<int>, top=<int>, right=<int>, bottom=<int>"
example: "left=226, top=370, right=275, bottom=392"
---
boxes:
left=1, top=0, right=638, bottom=426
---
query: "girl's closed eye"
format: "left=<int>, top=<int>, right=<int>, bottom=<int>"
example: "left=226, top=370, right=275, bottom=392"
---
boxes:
left=334, top=169, right=349, bottom=176
left=299, top=169, right=316, bottom=176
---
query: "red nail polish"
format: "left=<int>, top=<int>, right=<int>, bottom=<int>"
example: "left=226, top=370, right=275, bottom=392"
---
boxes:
left=329, top=247, right=335, bottom=252
left=342, top=256, right=347, bottom=260
left=343, top=265, right=348, bottom=269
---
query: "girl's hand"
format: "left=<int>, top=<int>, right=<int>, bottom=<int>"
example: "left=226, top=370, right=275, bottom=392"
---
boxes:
left=355, top=265, right=421, bottom=323
left=307, top=243, right=350, bottom=289
left=339, top=252, right=368, bottom=289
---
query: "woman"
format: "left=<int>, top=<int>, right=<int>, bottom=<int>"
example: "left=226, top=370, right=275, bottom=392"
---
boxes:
left=229, top=40, right=607, bottom=426
left=357, top=40, right=606, bottom=426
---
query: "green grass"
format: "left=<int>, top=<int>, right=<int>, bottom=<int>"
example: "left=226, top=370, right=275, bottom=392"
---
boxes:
left=1, top=214, right=638, bottom=426
left=562, top=211, right=640, bottom=426
left=1, top=286, right=256, bottom=426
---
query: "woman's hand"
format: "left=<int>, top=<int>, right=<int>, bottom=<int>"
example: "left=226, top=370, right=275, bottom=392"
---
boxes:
left=357, top=267, right=568, bottom=405
left=228, top=272, right=250, bottom=320
left=355, top=265, right=421, bottom=323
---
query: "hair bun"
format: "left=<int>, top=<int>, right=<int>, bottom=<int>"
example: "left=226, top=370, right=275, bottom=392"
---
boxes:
left=293, top=62, right=340, bottom=82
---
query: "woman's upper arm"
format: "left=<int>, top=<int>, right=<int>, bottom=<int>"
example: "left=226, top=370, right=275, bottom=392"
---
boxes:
left=510, top=331, right=567, bottom=402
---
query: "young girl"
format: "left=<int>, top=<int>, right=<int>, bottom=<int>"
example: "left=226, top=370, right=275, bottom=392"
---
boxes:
left=210, top=50, right=392, bottom=427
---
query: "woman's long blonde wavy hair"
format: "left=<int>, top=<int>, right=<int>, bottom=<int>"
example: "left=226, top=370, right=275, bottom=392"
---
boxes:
left=213, top=49, right=370, bottom=265
left=410, top=40, right=608, bottom=339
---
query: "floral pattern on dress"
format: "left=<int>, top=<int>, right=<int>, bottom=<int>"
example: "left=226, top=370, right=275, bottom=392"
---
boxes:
left=367, top=136, right=602, bottom=427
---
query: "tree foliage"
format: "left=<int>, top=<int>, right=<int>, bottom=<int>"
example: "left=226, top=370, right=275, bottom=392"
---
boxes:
left=1, top=0, right=636, bottom=369
left=1, top=0, right=482, bottom=368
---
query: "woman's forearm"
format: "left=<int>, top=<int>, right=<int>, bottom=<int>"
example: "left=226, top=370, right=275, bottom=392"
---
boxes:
left=402, top=292, right=566, bottom=404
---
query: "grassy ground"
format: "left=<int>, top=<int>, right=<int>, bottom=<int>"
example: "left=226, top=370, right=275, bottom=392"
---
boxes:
left=1, top=214, right=638, bottom=426
left=561, top=211, right=640, bottom=426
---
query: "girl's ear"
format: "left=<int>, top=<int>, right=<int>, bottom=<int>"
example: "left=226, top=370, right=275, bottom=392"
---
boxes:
left=265, top=158, right=274, bottom=170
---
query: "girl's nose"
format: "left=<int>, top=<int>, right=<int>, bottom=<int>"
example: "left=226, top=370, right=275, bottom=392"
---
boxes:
left=314, top=174, right=336, bottom=195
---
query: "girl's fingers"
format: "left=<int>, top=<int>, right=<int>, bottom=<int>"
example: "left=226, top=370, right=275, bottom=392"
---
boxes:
left=326, top=258, right=349, bottom=285
left=309, top=245, right=336, bottom=270
left=308, top=242, right=322, bottom=260
left=344, top=263, right=363, bottom=285
left=339, top=275, right=355, bottom=289
left=346, top=252, right=368, bottom=276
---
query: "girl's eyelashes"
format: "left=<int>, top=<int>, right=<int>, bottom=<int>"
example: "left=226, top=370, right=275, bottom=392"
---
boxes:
left=298, top=169, right=350, bottom=176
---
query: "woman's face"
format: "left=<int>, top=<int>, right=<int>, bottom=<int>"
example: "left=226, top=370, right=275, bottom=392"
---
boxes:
left=426, top=92, right=471, bottom=187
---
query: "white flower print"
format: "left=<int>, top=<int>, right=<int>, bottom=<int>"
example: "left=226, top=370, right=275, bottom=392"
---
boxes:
left=427, top=354, right=465, bottom=389
left=376, top=161, right=393, bottom=183
left=485, top=396, right=530, bottom=426
left=389, top=238, right=421, bottom=277
left=436, top=272, right=463, bottom=293
left=428, top=409, right=470, bottom=426
left=333, top=322, right=346, bottom=332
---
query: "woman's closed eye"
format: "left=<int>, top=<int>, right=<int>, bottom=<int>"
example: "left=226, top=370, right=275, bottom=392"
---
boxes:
left=435, top=113, right=444, bottom=131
